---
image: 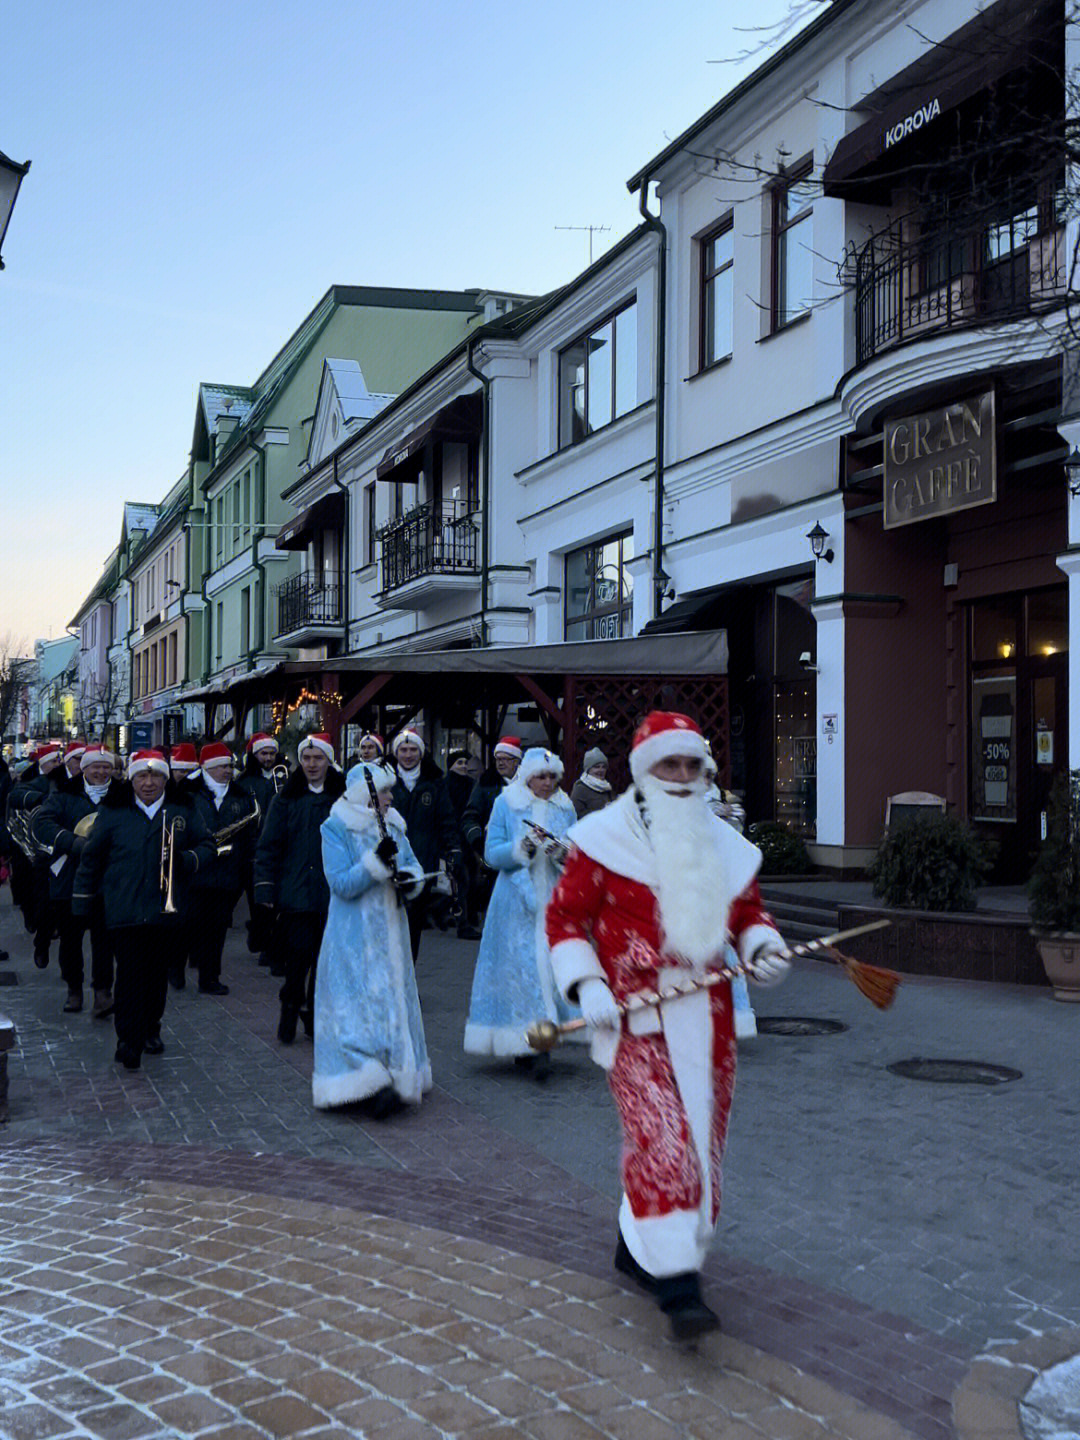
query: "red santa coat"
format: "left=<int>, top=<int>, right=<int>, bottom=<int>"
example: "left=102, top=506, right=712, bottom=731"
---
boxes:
left=545, top=789, right=781, bottom=1278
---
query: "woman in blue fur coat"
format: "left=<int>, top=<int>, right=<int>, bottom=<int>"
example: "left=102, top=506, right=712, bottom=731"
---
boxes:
left=464, top=746, right=579, bottom=1064
left=312, top=762, right=432, bottom=1117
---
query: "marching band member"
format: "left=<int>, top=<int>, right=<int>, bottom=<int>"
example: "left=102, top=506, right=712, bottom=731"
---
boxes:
left=356, top=733, right=385, bottom=762
left=72, top=749, right=214, bottom=1070
left=63, top=740, right=87, bottom=783
left=389, top=728, right=463, bottom=962
left=311, top=761, right=431, bottom=1117
left=30, top=743, right=119, bottom=1015
left=237, top=733, right=287, bottom=962
left=182, top=742, right=258, bottom=996
left=168, top=742, right=200, bottom=782
left=464, top=746, right=578, bottom=1072
left=254, top=732, right=345, bottom=1044
left=20, top=741, right=65, bottom=968
left=546, top=712, right=790, bottom=1341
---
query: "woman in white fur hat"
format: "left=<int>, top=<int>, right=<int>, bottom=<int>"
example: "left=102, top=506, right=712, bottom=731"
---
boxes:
left=464, top=746, right=580, bottom=1074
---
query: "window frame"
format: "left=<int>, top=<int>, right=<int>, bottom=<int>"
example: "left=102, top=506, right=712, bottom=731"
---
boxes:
left=557, top=299, right=638, bottom=450
left=771, top=157, right=815, bottom=333
left=698, top=213, right=735, bottom=371
left=563, top=530, right=635, bottom=642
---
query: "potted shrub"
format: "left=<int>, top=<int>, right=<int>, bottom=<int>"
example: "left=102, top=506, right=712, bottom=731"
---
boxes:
left=1028, top=769, right=1080, bottom=1002
left=868, top=810, right=990, bottom=912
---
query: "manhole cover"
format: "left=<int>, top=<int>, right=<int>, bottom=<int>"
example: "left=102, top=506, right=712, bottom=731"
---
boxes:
left=756, top=1017, right=847, bottom=1036
left=888, top=1058, right=1022, bottom=1085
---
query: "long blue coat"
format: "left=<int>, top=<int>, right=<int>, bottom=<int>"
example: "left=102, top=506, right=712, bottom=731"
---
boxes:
left=464, top=784, right=579, bottom=1057
left=312, top=806, right=432, bottom=1109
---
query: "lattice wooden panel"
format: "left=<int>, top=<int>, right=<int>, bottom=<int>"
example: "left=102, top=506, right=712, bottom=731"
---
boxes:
left=567, top=673, right=730, bottom=792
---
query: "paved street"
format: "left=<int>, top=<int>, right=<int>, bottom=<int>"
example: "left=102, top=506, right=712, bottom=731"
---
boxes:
left=1, top=886, right=1078, bottom=1440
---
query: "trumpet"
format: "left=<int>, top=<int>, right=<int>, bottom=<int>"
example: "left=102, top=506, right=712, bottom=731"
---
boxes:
left=160, top=815, right=185, bottom=913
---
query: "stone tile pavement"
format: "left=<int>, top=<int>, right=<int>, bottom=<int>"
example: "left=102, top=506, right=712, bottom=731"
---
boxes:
left=1, top=888, right=1078, bottom=1438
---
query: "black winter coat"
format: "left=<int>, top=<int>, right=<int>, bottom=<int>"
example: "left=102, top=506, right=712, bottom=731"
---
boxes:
left=186, top=777, right=258, bottom=893
left=30, top=773, right=122, bottom=901
left=253, top=765, right=345, bottom=916
left=391, top=757, right=462, bottom=874
left=72, top=782, right=215, bottom=929
left=461, top=768, right=508, bottom=850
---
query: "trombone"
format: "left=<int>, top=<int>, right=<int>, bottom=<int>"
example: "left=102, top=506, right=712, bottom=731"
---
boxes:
left=160, top=815, right=185, bottom=914
left=271, top=763, right=289, bottom=793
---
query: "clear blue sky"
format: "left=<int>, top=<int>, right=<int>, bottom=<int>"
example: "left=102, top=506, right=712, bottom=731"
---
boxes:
left=1, top=0, right=814, bottom=647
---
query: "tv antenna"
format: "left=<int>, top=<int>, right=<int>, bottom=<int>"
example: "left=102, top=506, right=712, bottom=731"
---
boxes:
left=554, top=224, right=612, bottom=265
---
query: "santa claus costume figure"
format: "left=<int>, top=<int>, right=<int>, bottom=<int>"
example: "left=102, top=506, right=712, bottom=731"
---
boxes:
left=546, top=712, right=790, bottom=1340
left=463, top=746, right=580, bottom=1070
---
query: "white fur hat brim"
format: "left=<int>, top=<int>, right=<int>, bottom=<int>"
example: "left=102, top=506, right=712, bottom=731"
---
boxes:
left=629, top=728, right=707, bottom=785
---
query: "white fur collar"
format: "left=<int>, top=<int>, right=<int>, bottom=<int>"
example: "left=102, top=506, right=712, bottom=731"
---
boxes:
left=329, top=795, right=406, bottom=836
left=502, top=782, right=575, bottom=816
left=567, top=787, right=761, bottom=895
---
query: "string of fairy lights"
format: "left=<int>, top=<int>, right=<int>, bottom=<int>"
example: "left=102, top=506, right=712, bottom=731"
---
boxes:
left=270, top=686, right=343, bottom=732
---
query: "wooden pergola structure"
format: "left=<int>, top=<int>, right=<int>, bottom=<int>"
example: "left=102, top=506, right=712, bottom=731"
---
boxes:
left=189, top=631, right=730, bottom=790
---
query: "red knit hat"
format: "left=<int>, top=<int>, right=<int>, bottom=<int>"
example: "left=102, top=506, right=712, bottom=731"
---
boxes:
left=298, top=732, right=335, bottom=762
left=247, top=733, right=278, bottom=755
left=629, top=711, right=707, bottom=785
left=494, top=736, right=522, bottom=759
left=169, top=742, right=199, bottom=770
left=200, top=742, right=234, bottom=769
left=128, top=749, right=170, bottom=779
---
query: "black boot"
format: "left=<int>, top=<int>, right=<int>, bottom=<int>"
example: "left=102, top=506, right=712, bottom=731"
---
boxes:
left=655, top=1272, right=720, bottom=1342
left=277, top=1007, right=298, bottom=1044
left=364, top=1085, right=402, bottom=1120
left=614, top=1234, right=658, bottom=1293
left=299, top=1009, right=313, bottom=1038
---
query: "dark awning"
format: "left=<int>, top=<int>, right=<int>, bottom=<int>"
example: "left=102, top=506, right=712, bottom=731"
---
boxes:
left=822, top=0, right=1042, bottom=198
left=275, top=490, right=344, bottom=550
left=639, top=587, right=728, bottom=636
left=376, top=393, right=482, bottom=481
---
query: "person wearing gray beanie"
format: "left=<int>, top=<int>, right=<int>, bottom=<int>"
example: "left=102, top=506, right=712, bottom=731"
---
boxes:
left=571, top=748, right=612, bottom=820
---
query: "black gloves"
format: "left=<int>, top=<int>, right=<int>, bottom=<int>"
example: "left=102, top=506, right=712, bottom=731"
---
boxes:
left=375, top=837, right=398, bottom=866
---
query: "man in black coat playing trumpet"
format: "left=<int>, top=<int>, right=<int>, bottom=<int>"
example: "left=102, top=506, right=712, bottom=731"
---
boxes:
left=73, top=749, right=215, bottom=1070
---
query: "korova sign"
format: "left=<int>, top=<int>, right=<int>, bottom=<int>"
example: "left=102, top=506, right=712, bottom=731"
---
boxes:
left=883, top=391, right=996, bottom=529
left=884, top=96, right=941, bottom=149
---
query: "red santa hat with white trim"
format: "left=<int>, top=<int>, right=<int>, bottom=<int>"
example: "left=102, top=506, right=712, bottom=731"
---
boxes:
left=298, top=732, right=335, bottom=762
left=199, top=741, right=234, bottom=770
left=391, top=728, right=425, bottom=757
left=169, top=742, right=199, bottom=772
left=65, top=739, right=87, bottom=764
left=629, top=711, right=708, bottom=786
left=128, top=749, right=170, bottom=779
left=493, top=735, right=522, bottom=760
left=247, top=732, right=279, bottom=756
left=358, top=732, right=385, bottom=754
left=36, top=742, right=64, bottom=768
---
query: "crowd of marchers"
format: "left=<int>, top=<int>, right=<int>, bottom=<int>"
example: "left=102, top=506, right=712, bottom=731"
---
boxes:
left=0, top=712, right=790, bottom=1342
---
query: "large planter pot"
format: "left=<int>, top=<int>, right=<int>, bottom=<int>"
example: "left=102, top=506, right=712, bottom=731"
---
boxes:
left=1032, top=932, right=1080, bottom=1002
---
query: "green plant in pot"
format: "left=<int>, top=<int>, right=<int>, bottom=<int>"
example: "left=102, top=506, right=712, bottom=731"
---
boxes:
left=1028, top=768, right=1080, bottom=1002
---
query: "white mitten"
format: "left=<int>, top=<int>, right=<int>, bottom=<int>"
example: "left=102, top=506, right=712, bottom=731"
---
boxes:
left=578, top=977, right=620, bottom=1028
left=748, top=947, right=791, bottom=988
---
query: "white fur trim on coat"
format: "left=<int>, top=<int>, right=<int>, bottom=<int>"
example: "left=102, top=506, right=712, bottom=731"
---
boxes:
left=550, top=937, right=607, bottom=1000
left=363, top=850, right=393, bottom=882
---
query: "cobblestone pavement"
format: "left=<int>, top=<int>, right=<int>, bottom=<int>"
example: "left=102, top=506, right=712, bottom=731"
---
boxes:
left=1, top=888, right=1078, bottom=1439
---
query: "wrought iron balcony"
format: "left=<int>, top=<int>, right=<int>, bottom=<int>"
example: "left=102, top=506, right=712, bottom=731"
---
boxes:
left=275, top=571, right=343, bottom=639
left=854, top=221, right=1067, bottom=365
left=379, top=504, right=479, bottom=598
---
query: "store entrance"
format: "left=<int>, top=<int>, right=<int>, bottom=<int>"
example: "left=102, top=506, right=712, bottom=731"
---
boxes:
left=968, top=589, right=1068, bottom=879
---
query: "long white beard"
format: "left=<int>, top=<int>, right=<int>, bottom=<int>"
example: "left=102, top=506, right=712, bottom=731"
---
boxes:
left=640, top=776, right=731, bottom=970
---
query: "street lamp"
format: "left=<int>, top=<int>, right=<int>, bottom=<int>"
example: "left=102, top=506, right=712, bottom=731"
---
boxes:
left=806, top=522, right=834, bottom=564
left=0, top=150, right=31, bottom=271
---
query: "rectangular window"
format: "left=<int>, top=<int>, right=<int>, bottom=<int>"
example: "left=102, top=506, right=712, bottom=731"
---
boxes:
left=240, top=586, right=251, bottom=654
left=364, top=483, right=377, bottom=566
left=564, top=531, right=635, bottom=641
left=214, top=497, right=224, bottom=563
left=700, top=216, right=734, bottom=367
left=773, top=161, right=815, bottom=330
left=168, top=632, right=178, bottom=686
left=232, top=484, right=241, bottom=549
left=149, top=646, right=158, bottom=694
left=242, top=469, right=251, bottom=539
left=558, top=301, right=638, bottom=448
left=215, top=602, right=223, bottom=663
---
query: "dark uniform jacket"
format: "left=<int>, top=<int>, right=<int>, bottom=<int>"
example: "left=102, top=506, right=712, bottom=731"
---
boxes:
left=236, top=756, right=287, bottom=834
left=30, top=772, right=121, bottom=901
left=253, top=765, right=345, bottom=916
left=0, top=757, right=12, bottom=854
left=72, top=782, right=215, bottom=929
left=391, top=757, right=462, bottom=875
left=461, top=767, right=509, bottom=851
left=186, top=776, right=259, bottom=894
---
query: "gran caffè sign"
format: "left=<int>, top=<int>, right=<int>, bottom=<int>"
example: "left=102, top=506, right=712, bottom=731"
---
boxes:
left=883, top=391, right=996, bottom=529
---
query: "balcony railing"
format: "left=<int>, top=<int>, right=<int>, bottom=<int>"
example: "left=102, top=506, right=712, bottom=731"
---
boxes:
left=379, top=504, right=478, bottom=593
left=276, top=571, right=343, bottom=637
left=854, top=222, right=1067, bottom=365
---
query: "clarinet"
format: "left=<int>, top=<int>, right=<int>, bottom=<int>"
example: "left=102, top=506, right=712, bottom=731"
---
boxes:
left=363, top=768, right=406, bottom=907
